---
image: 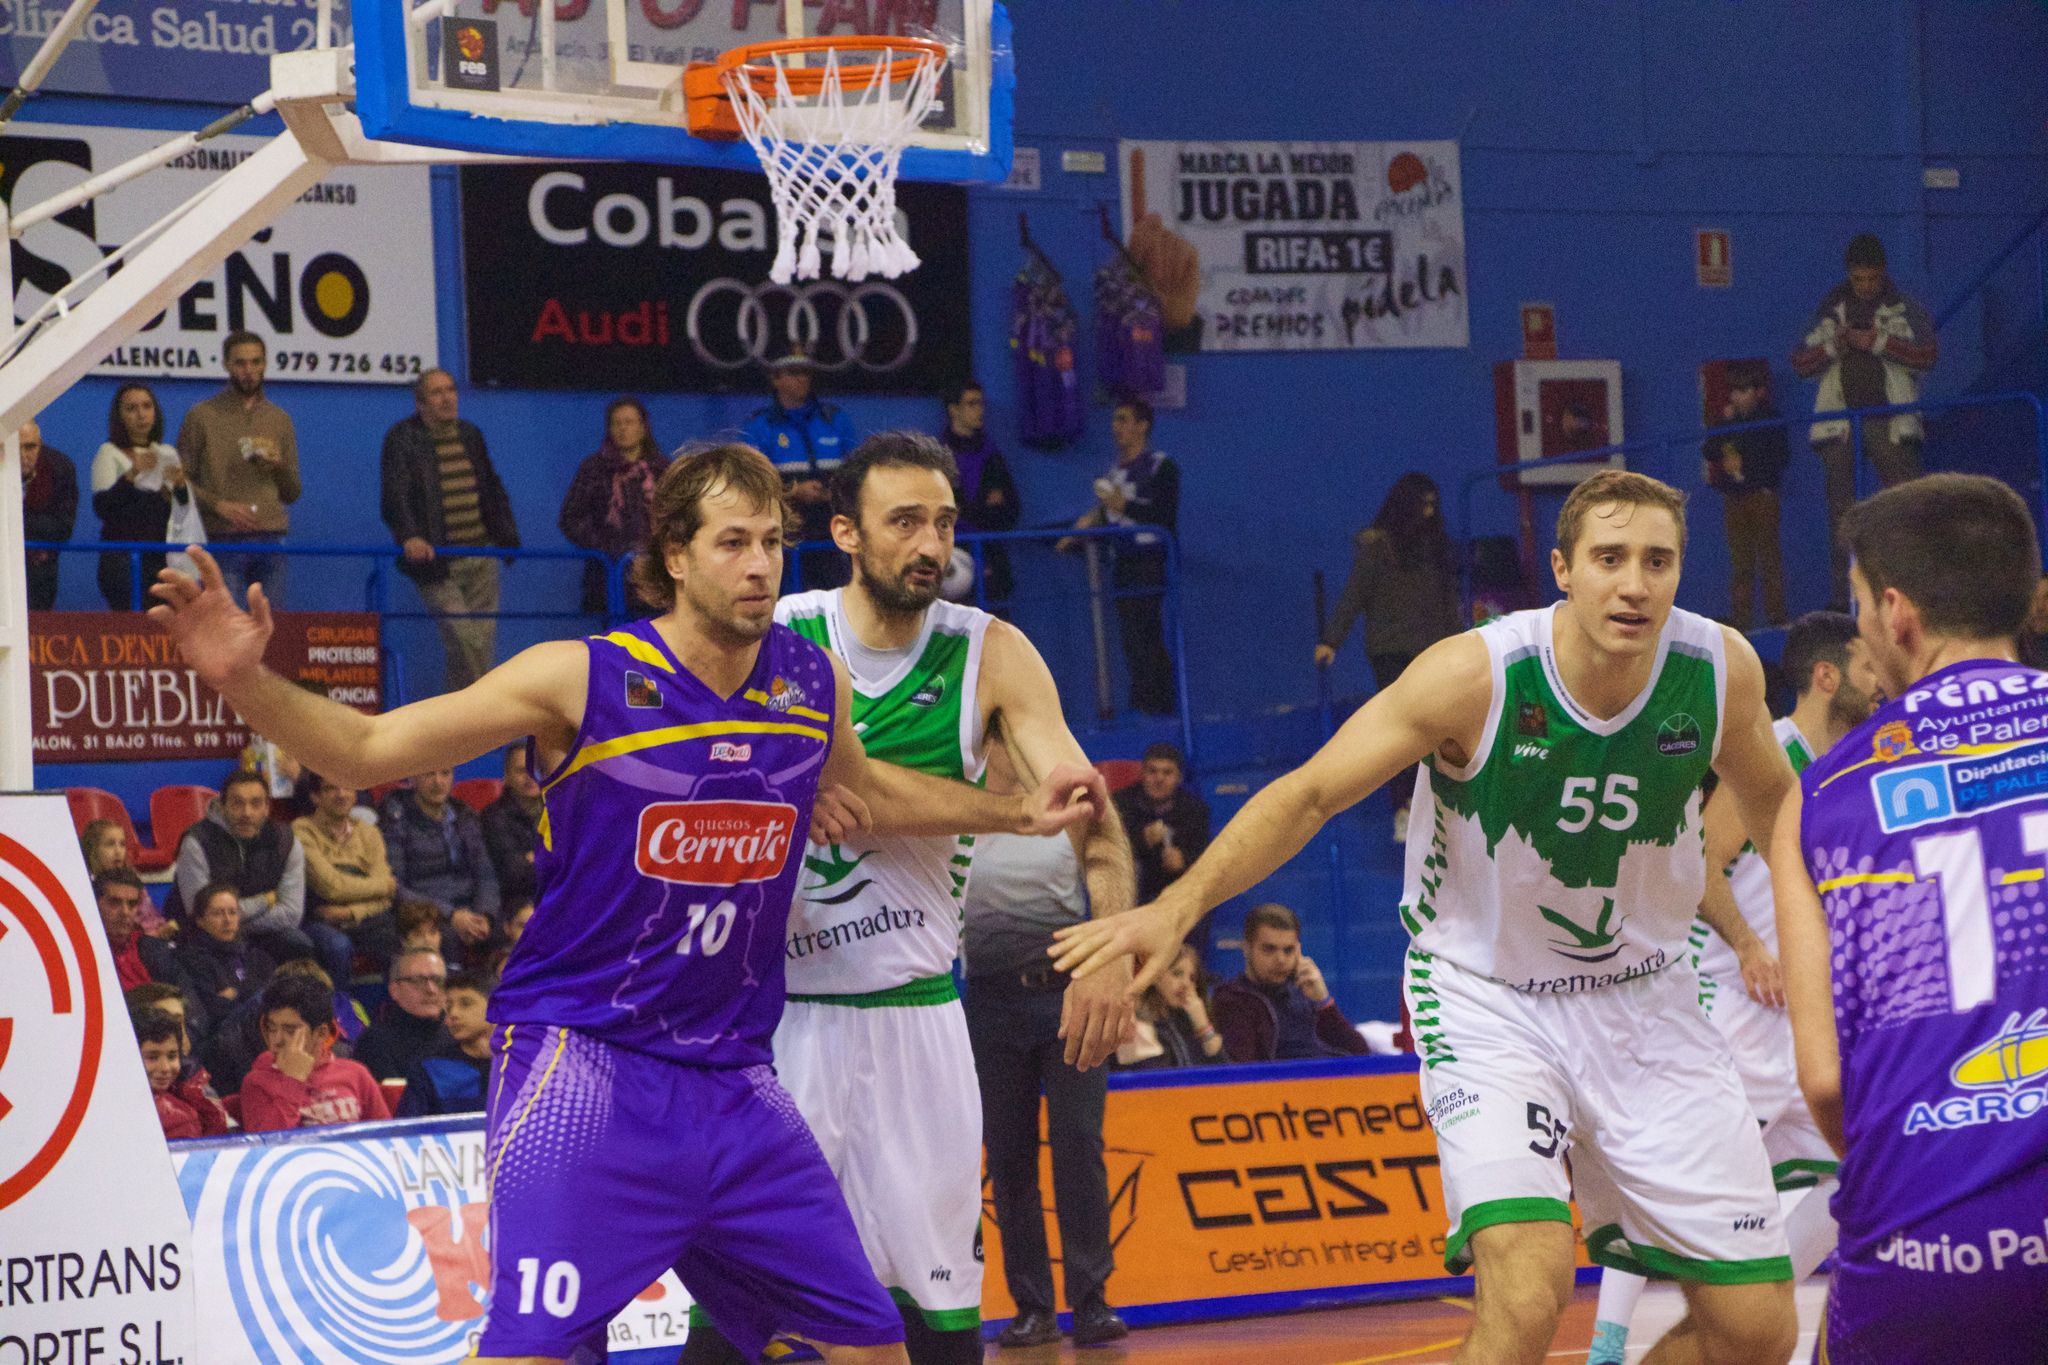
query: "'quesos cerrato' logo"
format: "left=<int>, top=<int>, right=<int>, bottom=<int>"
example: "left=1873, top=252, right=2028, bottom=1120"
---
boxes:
left=0, top=830, right=105, bottom=1212
left=635, top=800, right=798, bottom=885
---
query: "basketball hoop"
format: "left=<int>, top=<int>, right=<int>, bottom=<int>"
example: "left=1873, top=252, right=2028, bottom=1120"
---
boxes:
left=685, top=36, right=948, bottom=284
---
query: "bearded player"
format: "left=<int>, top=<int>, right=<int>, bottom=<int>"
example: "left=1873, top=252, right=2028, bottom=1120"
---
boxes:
left=1590, top=610, right=1881, bottom=1364
left=1774, top=473, right=2048, bottom=1363
left=146, top=444, right=1112, bottom=1365
left=683, top=432, right=1137, bottom=1365
left=1054, top=470, right=1801, bottom=1365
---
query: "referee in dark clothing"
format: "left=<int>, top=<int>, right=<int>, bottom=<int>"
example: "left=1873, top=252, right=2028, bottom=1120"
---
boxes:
left=964, top=826, right=1126, bottom=1349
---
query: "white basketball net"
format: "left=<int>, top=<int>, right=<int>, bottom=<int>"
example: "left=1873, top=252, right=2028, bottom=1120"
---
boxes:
left=723, top=41, right=947, bottom=284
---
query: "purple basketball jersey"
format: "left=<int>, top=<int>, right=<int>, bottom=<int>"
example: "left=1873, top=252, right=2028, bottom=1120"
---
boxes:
left=491, top=619, right=838, bottom=1067
left=1800, top=659, right=2048, bottom=1360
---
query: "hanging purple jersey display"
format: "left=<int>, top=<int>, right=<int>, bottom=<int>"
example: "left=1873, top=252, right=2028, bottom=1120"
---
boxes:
left=1799, top=658, right=2048, bottom=1364
left=1011, top=239, right=1084, bottom=448
left=1094, top=251, right=1165, bottom=398
left=493, top=619, right=838, bottom=1068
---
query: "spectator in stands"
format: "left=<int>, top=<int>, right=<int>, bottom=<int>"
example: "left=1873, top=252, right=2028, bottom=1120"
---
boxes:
left=1115, top=943, right=1225, bottom=1069
left=559, top=396, right=668, bottom=616
left=962, top=748, right=1126, bottom=1349
left=480, top=744, right=542, bottom=910
left=395, top=969, right=495, bottom=1116
left=125, top=982, right=193, bottom=1051
left=938, top=379, right=1020, bottom=604
left=173, top=767, right=336, bottom=976
left=80, top=818, right=128, bottom=878
left=91, top=382, right=200, bottom=610
left=1112, top=741, right=1211, bottom=919
left=177, top=331, right=299, bottom=604
left=1314, top=472, right=1462, bottom=839
left=202, top=956, right=361, bottom=1097
left=353, top=948, right=453, bottom=1082
left=98, top=869, right=182, bottom=994
left=134, top=1005, right=229, bottom=1140
left=240, top=974, right=390, bottom=1132
left=1068, top=398, right=1179, bottom=715
left=1212, top=903, right=1372, bottom=1063
left=293, top=770, right=400, bottom=968
left=741, top=348, right=858, bottom=589
left=177, top=879, right=277, bottom=1021
left=379, top=368, right=521, bottom=692
left=18, top=418, right=77, bottom=610
left=395, top=897, right=445, bottom=956
left=382, top=769, right=500, bottom=962
left=1702, top=361, right=1792, bottom=629
left=88, top=816, right=169, bottom=941
left=1791, top=232, right=1938, bottom=610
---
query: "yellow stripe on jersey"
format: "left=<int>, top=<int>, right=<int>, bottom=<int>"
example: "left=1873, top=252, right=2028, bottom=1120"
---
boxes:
left=491, top=1026, right=567, bottom=1190
left=1816, top=871, right=1918, bottom=893
left=546, top=718, right=829, bottom=789
left=743, top=688, right=769, bottom=705
left=591, top=631, right=676, bottom=674
left=1815, top=740, right=2024, bottom=792
left=2002, top=868, right=2046, bottom=884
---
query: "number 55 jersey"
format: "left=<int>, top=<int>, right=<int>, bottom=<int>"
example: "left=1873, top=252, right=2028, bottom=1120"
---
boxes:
left=1799, top=658, right=2048, bottom=1363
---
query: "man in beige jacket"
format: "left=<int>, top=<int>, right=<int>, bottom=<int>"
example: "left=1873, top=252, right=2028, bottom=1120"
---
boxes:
left=292, top=771, right=401, bottom=971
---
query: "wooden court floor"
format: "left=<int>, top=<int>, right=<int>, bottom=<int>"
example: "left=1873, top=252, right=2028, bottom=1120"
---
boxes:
left=980, top=1279, right=1830, bottom=1363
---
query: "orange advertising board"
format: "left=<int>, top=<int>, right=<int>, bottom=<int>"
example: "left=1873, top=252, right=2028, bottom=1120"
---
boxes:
left=981, top=1058, right=1587, bottom=1322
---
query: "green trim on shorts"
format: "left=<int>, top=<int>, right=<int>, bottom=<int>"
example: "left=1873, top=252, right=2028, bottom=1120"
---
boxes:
left=1442, top=1196, right=1573, bottom=1272
left=787, top=972, right=961, bottom=1008
left=888, top=1287, right=980, bottom=1331
left=1585, top=1222, right=1793, bottom=1284
left=1772, top=1157, right=1841, bottom=1191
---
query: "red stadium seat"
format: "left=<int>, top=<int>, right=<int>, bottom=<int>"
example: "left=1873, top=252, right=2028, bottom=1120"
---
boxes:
left=65, top=787, right=176, bottom=871
left=149, top=785, right=218, bottom=861
left=452, top=777, right=503, bottom=813
left=1094, top=759, right=1143, bottom=794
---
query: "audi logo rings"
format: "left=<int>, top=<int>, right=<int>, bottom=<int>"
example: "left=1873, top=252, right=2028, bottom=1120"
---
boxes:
left=686, top=278, right=920, bottom=372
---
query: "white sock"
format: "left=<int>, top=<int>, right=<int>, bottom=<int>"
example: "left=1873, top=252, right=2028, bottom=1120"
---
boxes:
left=1784, top=1179, right=1840, bottom=1281
left=1589, top=1269, right=1647, bottom=1363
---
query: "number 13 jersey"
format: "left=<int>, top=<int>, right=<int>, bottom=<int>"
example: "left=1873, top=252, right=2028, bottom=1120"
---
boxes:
left=1399, top=605, right=1725, bottom=993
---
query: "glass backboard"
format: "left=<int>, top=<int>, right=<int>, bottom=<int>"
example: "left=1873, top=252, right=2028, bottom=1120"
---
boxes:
left=354, top=0, right=1011, bottom=182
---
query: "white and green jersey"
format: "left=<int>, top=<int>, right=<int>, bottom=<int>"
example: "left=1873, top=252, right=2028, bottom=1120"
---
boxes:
left=1400, top=605, right=1726, bottom=993
left=1691, top=716, right=1812, bottom=985
left=776, top=589, right=990, bottom=996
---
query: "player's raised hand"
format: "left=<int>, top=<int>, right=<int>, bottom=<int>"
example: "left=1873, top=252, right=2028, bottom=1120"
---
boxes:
left=809, top=783, right=873, bottom=845
left=1014, top=762, right=1109, bottom=837
left=1059, top=955, right=1137, bottom=1070
left=1738, top=944, right=1786, bottom=1010
left=146, top=545, right=273, bottom=691
left=1049, top=900, right=1184, bottom=997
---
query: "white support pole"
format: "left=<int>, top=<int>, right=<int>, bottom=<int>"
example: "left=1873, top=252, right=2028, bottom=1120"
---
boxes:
left=0, top=0, right=102, bottom=132
left=0, top=133, right=329, bottom=440
left=0, top=199, right=30, bottom=789
left=12, top=93, right=277, bottom=236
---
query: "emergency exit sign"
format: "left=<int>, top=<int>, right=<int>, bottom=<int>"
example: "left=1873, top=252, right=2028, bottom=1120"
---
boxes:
left=1697, top=229, right=1732, bottom=288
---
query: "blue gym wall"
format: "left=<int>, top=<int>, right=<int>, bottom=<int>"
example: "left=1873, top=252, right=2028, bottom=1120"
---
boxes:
left=27, top=3, right=2048, bottom=998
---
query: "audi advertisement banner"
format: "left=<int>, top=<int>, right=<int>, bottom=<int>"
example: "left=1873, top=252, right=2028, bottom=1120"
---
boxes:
left=458, top=165, right=972, bottom=394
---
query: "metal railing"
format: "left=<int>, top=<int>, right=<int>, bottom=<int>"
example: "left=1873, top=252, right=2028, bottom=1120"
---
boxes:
left=1455, top=389, right=2048, bottom=616
left=26, top=525, right=1195, bottom=753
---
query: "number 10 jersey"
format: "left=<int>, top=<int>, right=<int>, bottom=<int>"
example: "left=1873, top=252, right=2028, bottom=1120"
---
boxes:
left=1399, top=605, right=1725, bottom=994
